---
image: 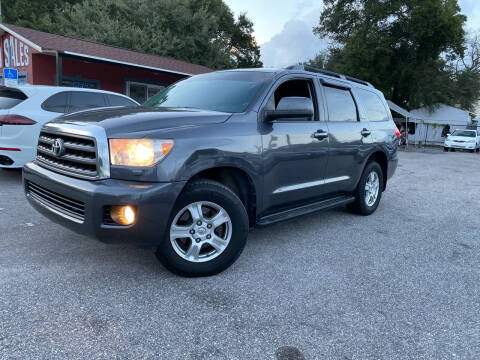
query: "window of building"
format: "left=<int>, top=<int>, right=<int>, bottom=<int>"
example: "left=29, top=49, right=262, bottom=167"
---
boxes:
left=324, top=86, right=358, bottom=122
left=126, top=81, right=165, bottom=104
left=356, top=89, right=390, bottom=122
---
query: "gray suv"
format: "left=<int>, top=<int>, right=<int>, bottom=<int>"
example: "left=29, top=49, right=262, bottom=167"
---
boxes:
left=23, top=66, right=399, bottom=277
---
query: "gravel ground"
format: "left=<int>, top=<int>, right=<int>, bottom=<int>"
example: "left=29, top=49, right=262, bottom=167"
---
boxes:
left=1, top=151, right=480, bottom=360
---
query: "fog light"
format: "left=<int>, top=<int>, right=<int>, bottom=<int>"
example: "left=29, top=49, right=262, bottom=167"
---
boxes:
left=110, top=205, right=136, bottom=226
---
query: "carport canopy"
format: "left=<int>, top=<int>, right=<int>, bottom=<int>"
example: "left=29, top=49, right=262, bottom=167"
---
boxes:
left=387, top=100, right=411, bottom=119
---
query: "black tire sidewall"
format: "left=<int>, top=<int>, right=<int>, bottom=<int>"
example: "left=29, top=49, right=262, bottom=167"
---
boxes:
left=356, top=162, right=383, bottom=215
left=156, top=181, right=249, bottom=277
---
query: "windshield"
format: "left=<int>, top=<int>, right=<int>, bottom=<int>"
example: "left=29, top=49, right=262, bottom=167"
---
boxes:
left=144, top=71, right=274, bottom=113
left=451, top=130, right=476, bottom=137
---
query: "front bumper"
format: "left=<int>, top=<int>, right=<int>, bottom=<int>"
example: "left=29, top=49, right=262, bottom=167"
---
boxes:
left=444, top=141, right=476, bottom=150
left=23, top=162, right=186, bottom=249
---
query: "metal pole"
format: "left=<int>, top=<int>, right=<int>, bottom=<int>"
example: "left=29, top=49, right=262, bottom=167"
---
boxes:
left=406, top=116, right=408, bottom=149
left=55, top=52, right=62, bottom=86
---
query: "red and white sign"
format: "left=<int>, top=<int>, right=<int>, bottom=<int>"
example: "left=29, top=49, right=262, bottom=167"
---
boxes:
left=1, top=35, right=30, bottom=68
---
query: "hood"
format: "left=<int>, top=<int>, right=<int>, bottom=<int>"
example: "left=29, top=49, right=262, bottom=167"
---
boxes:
left=447, top=136, right=476, bottom=142
left=51, top=107, right=232, bottom=137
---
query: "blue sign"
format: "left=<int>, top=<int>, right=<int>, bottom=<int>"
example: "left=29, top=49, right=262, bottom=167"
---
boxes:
left=3, top=68, right=18, bottom=86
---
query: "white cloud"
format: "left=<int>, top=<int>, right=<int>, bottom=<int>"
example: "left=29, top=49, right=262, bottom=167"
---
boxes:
left=260, top=8, right=328, bottom=68
left=459, top=0, right=480, bottom=31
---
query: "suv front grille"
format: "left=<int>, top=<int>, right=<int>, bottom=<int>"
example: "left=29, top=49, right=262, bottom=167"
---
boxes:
left=26, top=181, right=85, bottom=223
left=36, top=130, right=99, bottom=179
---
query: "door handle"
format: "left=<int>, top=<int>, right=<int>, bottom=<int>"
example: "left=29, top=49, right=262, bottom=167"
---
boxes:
left=313, top=130, right=329, bottom=140
left=361, top=128, right=371, bottom=137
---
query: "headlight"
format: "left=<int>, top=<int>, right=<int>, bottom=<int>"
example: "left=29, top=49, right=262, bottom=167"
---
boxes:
left=109, top=139, right=174, bottom=167
left=468, top=139, right=476, bottom=143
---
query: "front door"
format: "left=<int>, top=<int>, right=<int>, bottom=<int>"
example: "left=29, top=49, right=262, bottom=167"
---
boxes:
left=260, top=76, right=329, bottom=213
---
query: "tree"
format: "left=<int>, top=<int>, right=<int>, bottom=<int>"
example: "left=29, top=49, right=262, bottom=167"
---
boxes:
left=1, top=0, right=81, bottom=28
left=313, top=0, right=471, bottom=110
left=9, top=0, right=261, bottom=70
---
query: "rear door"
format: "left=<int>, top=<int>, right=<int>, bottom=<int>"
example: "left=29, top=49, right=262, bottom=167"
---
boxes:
left=105, top=94, right=138, bottom=107
left=353, top=87, right=396, bottom=149
left=319, top=80, right=373, bottom=195
left=260, top=75, right=330, bottom=213
left=67, top=91, right=108, bottom=113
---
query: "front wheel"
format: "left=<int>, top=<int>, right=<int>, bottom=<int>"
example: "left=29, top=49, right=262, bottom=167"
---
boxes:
left=347, top=161, right=384, bottom=216
left=156, top=180, right=249, bottom=277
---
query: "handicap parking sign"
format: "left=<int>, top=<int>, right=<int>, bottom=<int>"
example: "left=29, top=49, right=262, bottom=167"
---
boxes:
left=3, top=68, right=18, bottom=87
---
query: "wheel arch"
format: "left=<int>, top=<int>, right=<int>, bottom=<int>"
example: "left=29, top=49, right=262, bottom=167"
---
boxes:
left=365, top=151, right=388, bottom=191
left=187, top=166, right=258, bottom=227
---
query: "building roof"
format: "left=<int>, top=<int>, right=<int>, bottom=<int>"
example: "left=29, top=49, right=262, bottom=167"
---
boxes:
left=410, top=103, right=471, bottom=125
left=387, top=100, right=410, bottom=118
left=0, top=23, right=211, bottom=76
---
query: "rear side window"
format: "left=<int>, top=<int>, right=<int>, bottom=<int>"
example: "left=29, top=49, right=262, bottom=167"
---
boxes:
left=106, top=94, right=137, bottom=107
left=0, top=89, right=27, bottom=109
left=357, top=89, right=390, bottom=122
left=42, top=92, right=69, bottom=113
left=324, top=86, right=358, bottom=122
left=68, top=91, right=107, bottom=113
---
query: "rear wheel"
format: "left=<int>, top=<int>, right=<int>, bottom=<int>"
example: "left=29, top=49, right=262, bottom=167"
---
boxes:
left=347, top=161, right=383, bottom=216
left=443, top=147, right=449, bottom=152
left=156, top=180, right=249, bottom=277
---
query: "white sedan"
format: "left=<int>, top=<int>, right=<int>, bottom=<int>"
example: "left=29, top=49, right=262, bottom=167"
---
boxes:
left=444, top=129, right=480, bottom=153
left=0, top=85, right=138, bottom=168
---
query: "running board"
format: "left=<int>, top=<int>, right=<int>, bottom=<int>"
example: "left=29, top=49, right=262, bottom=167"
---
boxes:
left=256, top=195, right=355, bottom=227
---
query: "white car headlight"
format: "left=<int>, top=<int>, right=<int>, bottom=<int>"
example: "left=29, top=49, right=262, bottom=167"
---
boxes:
left=109, top=139, right=174, bottom=167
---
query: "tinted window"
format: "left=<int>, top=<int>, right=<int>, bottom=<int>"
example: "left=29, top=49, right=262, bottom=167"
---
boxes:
left=357, top=89, right=390, bottom=122
left=68, top=91, right=107, bottom=113
left=144, top=71, right=274, bottom=113
left=42, top=92, right=69, bottom=113
left=265, top=79, right=316, bottom=121
left=324, top=86, right=357, bottom=122
left=106, top=94, right=137, bottom=107
left=0, top=89, right=27, bottom=109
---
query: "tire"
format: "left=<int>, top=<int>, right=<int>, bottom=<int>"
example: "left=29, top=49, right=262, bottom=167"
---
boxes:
left=443, top=147, right=448, bottom=152
left=155, top=180, right=249, bottom=277
left=347, top=161, right=384, bottom=216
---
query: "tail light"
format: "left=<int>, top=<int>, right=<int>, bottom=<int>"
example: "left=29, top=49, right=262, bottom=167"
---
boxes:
left=395, top=126, right=401, bottom=139
left=0, top=115, right=37, bottom=126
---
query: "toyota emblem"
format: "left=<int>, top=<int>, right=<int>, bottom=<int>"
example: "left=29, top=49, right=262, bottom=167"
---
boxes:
left=51, top=138, right=65, bottom=157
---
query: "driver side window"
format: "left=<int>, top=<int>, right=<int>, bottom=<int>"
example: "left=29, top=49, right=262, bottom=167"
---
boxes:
left=266, top=79, right=317, bottom=121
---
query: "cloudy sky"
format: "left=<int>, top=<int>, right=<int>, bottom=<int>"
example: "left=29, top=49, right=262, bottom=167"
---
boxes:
left=226, top=0, right=480, bottom=68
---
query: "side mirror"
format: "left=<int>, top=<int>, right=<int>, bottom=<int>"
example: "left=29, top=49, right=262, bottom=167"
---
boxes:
left=265, top=97, right=314, bottom=121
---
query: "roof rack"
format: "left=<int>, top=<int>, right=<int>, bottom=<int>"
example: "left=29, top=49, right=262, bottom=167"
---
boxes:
left=285, top=65, right=373, bottom=87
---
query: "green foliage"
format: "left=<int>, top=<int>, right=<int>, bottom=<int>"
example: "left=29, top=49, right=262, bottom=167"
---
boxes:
left=312, top=0, right=480, bottom=111
left=301, top=52, right=329, bottom=69
left=1, top=0, right=81, bottom=28
left=2, top=0, right=261, bottom=70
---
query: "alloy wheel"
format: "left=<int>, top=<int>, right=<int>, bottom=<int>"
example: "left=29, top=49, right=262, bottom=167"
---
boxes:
left=170, top=201, right=232, bottom=263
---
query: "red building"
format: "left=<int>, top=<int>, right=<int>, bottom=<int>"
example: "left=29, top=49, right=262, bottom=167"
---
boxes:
left=0, top=23, right=211, bottom=103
